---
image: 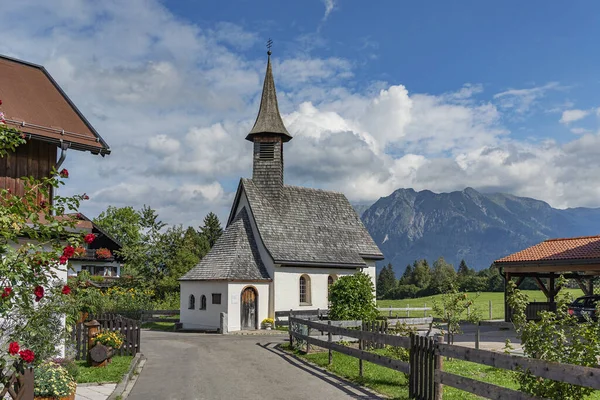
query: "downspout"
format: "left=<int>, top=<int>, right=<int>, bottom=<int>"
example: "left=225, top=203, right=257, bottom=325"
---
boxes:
left=52, top=142, right=70, bottom=215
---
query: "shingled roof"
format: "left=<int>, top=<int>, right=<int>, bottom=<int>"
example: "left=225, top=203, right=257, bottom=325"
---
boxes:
left=181, top=208, right=270, bottom=281
left=494, top=235, right=600, bottom=265
left=230, top=178, right=383, bottom=267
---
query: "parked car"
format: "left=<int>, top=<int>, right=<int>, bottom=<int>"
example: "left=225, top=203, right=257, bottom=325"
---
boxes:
left=568, top=295, right=600, bottom=321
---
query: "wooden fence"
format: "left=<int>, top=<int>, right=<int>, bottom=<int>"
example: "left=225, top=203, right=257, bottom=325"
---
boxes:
left=140, top=309, right=179, bottom=323
left=275, top=308, right=433, bottom=328
left=289, top=316, right=600, bottom=400
left=0, top=361, right=34, bottom=400
left=71, top=313, right=141, bottom=361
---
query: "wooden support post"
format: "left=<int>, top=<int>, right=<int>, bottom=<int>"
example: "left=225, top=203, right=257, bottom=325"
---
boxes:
left=288, top=309, right=293, bottom=347
left=549, top=274, right=556, bottom=311
left=489, top=300, right=492, bottom=320
left=589, top=278, right=595, bottom=296
left=306, top=323, right=311, bottom=354
left=504, top=272, right=510, bottom=322
left=359, top=322, right=364, bottom=378
left=409, top=333, right=415, bottom=398
left=328, top=320, right=332, bottom=365
left=434, top=334, right=444, bottom=400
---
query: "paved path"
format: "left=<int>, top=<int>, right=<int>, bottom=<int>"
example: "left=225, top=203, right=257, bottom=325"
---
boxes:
left=127, top=331, right=382, bottom=400
left=76, top=383, right=116, bottom=400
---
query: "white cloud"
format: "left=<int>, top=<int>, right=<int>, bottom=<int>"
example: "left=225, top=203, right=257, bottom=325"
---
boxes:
left=560, top=109, right=590, bottom=124
left=322, top=0, right=336, bottom=22
left=494, top=82, right=561, bottom=114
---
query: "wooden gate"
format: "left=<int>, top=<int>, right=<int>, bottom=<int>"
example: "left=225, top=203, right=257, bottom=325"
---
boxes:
left=241, top=287, right=257, bottom=330
left=0, top=361, right=34, bottom=400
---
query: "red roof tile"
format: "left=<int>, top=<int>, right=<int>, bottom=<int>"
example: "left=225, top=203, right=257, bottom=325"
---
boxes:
left=495, top=235, right=600, bottom=264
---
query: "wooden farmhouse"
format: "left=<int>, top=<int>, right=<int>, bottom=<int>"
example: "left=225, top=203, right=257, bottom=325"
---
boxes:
left=179, top=52, right=383, bottom=332
left=0, top=54, right=111, bottom=281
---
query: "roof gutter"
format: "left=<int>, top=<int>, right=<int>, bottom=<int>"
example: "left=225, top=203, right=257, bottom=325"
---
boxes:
left=276, top=260, right=367, bottom=269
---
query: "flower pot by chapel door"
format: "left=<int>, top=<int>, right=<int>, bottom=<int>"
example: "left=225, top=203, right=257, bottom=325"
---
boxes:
left=241, top=287, right=257, bottom=330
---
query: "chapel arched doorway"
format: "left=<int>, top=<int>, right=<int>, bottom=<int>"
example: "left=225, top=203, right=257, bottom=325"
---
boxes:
left=241, top=286, right=258, bottom=330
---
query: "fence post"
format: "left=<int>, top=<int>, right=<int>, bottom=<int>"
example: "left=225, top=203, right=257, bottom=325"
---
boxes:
left=475, top=321, right=480, bottom=350
left=489, top=300, right=493, bottom=320
left=424, top=303, right=427, bottom=317
left=328, top=320, right=332, bottom=366
left=289, top=309, right=293, bottom=347
left=409, top=333, right=415, bottom=398
left=407, top=303, right=410, bottom=317
left=434, top=334, right=444, bottom=400
left=467, top=305, right=470, bottom=318
left=389, top=306, right=392, bottom=317
left=306, top=321, right=311, bottom=354
left=358, top=322, right=364, bottom=378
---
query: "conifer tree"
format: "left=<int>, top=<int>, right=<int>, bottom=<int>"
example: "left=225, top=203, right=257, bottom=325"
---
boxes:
left=376, top=263, right=396, bottom=299
left=200, top=212, right=223, bottom=248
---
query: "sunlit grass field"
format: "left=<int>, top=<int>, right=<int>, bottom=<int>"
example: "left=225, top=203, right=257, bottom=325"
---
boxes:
left=377, top=289, right=585, bottom=320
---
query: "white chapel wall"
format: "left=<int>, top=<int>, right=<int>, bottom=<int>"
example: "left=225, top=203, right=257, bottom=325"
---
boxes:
left=180, top=281, right=228, bottom=331
left=273, top=266, right=357, bottom=312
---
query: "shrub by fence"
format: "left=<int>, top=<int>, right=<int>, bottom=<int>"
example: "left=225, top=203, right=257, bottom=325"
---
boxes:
left=289, top=316, right=600, bottom=400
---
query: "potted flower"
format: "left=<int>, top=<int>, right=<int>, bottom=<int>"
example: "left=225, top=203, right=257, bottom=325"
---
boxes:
left=73, top=246, right=86, bottom=258
left=34, top=362, right=77, bottom=400
left=94, top=330, right=125, bottom=350
left=95, top=248, right=112, bottom=259
left=261, top=318, right=274, bottom=330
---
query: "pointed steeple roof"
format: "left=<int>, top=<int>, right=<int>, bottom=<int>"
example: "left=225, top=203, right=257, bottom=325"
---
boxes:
left=246, top=52, right=292, bottom=142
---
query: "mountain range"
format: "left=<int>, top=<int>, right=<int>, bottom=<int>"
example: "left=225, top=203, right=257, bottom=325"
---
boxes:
left=358, top=188, right=600, bottom=275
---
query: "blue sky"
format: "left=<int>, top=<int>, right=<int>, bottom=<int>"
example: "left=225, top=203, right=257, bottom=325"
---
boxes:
left=2, top=1, right=600, bottom=226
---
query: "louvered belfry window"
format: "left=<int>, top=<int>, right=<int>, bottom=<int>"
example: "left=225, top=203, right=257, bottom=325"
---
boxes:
left=259, top=142, right=275, bottom=159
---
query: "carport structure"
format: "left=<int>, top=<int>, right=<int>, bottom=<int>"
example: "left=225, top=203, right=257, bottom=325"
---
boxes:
left=493, top=235, right=600, bottom=322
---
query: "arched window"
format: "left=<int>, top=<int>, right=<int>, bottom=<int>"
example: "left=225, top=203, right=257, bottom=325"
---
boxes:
left=327, top=274, right=337, bottom=299
left=200, top=295, right=207, bottom=310
left=188, top=294, right=196, bottom=310
left=299, top=275, right=311, bottom=305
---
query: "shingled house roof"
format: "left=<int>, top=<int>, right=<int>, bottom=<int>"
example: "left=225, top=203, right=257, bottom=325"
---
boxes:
left=494, top=235, right=600, bottom=265
left=0, top=55, right=110, bottom=155
left=181, top=208, right=270, bottom=281
left=229, top=178, right=383, bottom=267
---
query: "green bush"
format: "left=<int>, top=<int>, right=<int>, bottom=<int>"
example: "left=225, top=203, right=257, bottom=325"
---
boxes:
left=389, top=284, right=419, bottom=299
left=329, top=272, right=378, bottom=322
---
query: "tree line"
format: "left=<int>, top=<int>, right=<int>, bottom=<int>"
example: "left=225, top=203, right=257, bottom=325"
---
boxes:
left=376, top=257, right=504, bottom=299
left=93, top=205, right=223, bottom=302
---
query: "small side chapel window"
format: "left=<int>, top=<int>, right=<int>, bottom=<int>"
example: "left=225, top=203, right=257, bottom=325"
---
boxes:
left=327, top=275, right=337, bottom=299
left=188, top=295, right=195, bottom=310
left=200, top=295, right=206, bottom=310
left=212, top=293, right=222, bottom=304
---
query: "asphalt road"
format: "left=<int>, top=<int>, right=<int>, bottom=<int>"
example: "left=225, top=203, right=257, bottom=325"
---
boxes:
left=127, top=331, right=382, bottom=400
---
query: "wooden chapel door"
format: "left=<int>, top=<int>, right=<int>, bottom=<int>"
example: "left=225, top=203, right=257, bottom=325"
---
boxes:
left=241, top=287, right=257, bottom=330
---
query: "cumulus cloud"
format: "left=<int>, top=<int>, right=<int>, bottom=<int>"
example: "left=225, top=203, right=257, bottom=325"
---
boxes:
left=3, top=0, right=600, bottom=229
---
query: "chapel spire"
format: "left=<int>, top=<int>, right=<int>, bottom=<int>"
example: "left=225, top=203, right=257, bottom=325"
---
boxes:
left=245, top=48, right=292, bottom=142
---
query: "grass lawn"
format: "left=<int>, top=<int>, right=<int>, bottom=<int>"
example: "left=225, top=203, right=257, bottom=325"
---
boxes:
left=76, top=356, right=133, bottom=384
left=141, top=321, right=176, bottom=331
left=290, top=346, right=600, bottom=400
left=377, top=289, right=585, bottom=320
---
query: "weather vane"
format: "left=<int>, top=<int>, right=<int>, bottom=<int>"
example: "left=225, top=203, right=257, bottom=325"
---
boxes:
left=267, top=38, right=273, bottom=55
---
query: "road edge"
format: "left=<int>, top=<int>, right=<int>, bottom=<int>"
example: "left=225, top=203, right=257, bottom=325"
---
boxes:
left=107, top=353, right=145, bottom=400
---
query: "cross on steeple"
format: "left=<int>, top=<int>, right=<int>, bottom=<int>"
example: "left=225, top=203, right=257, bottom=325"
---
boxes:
left=267, top=38, right=273, bottom=55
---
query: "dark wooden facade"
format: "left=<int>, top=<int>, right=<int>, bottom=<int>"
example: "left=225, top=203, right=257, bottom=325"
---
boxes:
left=0, top=139, right=57, bottom=199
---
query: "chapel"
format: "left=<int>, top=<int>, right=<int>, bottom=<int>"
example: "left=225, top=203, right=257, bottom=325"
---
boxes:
left=179, top=51, right=383, bottom=331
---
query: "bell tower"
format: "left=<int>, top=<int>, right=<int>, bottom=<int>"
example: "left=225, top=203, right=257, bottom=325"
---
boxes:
left=246, top=48, right=292, bottom=208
